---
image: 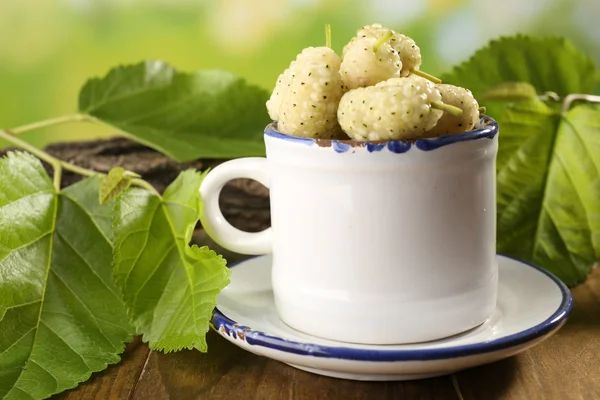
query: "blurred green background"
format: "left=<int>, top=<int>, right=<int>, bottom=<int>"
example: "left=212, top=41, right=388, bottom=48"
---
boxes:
left=1, top=0, right=599, bottom=148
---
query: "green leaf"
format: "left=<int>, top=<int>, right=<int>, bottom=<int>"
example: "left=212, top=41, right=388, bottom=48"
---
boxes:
left=494, top=101, right=600, bottom=285
left=78, top=61, right=270, bottom=162
left=441, top=35, right=599, bottom=98
left=479, top=82, right=538, bottom=102
left=99, top=167, right=133, bottom=205
left=0, top=152, right=133, bottom=399
left=441, top=34, right=600, bottom=285
left=113, top=169, right=230, bottom=352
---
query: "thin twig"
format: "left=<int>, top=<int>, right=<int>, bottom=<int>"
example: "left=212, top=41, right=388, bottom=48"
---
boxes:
left=10, top=114, right=91, bottom=135
left=131, top=179, right=161, bottom=197
left=0, top=129, right=161, bottom=197
left=562, top=94, right=600, bottom=114
left=0, top=129, right=61, bottom=167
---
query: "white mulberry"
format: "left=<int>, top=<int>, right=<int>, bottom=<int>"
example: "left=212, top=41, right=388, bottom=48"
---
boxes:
left=343, top=23, right=422, bottom=77
left=337, top=75, right=444, bottom=141
left=276, top=47, right=346, bottom=139
left=266, top=65, right=295, bottom=121
left=340, top=34, right=402, bottom=90
left=423, top=84, right=480, bottom=137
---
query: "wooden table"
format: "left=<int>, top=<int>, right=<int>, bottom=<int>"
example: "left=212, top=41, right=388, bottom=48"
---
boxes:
left=57, top=257, right=600, bottom=400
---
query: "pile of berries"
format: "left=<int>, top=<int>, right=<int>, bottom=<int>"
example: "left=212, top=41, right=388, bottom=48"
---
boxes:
left=266, top=24, right=480, bottom=141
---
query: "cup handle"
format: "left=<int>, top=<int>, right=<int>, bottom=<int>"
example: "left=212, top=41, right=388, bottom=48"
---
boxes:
left=199, top=157, right=272, bottom=255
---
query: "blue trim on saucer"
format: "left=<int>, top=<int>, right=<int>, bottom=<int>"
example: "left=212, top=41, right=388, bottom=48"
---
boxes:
left=211, top=255, right=573, bottom=362
left=263, top=115, right=499, bottom=153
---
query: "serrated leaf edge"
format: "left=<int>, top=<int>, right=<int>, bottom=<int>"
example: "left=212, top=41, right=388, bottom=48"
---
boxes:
left=1, top=153, right=133, bottom=399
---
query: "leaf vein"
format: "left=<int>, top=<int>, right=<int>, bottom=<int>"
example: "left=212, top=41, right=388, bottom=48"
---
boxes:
left=130, top=242, right=176, bottom=307
left=27, top=359, right=59, bottom=389
left=55, top=230, right=120, bottom=299
left=0, top=327, right=36, bottom=357
left=0, top=232, right=52, bottom=265
left=0, top=299, right=41, bottom=313
left=48, top=269, right=116, bottom=351
left=85, top=79, right=169, bottom=114
left=60, top=192, right=112, bottom=244
left=118, top=202, right=159, bottom=292
left=553, top=155, right=595, bottom=252
left=0, top=191, right=54, bottom=215
left=40, top=320, right=91, bottom=370
left=159, top=205, right=202, bottom=339
left=563, top=116, right=600, bottom=178
left=6, top=194, right=58, bottom=397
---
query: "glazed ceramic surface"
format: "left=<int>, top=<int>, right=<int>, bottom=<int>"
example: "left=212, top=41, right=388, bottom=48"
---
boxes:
left=211, top=255, right=572, bottom=381
left=200, top=117, right=499, bottom=344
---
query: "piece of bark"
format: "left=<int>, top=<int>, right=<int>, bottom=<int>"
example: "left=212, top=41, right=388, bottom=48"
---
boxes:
left=1, top=137, right=271, bottom=233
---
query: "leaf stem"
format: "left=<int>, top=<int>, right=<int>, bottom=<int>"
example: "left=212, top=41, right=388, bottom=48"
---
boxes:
left=412, top=69, right=442, bottom=84
left=60, top=161, right=103, bottom=178
left=53, top=163, right=63, bottom=192
left=10, top=114, right=91, bottom=135
left=0, top=129, right=59, bottom=167
left=0, top=129, right=161, bottom=197
left=431, top=101, right=463, bottom=116
left=373, top=31, right=394, bottom=52
left=325, top=24, right=332, bottom=49
left=537, top=91, right=560, bottom=102
left=131, top=179, right=161, bottom=196
left=0, top=129, right=64, bottom=190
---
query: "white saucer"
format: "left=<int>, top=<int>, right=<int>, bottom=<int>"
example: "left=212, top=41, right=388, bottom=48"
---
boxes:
left=211, top=255, right=572, bottom=381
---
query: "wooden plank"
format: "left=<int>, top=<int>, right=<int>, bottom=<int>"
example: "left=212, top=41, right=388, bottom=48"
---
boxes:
left=453, top=266, right=600, bottom=400
left=130, top=330, right=459, bottom=400
left=56, top=337, right=151, bottom=400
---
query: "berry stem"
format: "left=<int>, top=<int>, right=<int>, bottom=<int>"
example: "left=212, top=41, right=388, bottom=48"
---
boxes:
left=325, top=24, right=332, bottom=49
left=431, top=101, right=463, bottom=116
left=412, top=69, right=442, bottom=84
left=478, top=106, right=487, bottom=114
left=373, top=31, right=394, bottom=52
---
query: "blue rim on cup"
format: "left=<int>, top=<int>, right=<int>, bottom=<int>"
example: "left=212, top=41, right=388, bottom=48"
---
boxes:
left=264, top=114, right=499, bottom=153
left=201, top=113, right=501, bottom=345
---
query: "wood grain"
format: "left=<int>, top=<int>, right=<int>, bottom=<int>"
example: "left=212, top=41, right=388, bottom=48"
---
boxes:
left=453, top=266, right=600, bottom=400
left=55, top=337, right=150, bottom=400
left=130, top=331, right=458, bottom=400
left=53, top=266, right=600, bottom=400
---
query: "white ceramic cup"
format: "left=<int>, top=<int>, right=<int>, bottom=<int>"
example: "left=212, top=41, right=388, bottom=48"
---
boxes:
left=200, top=116, right=499, bottom=345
